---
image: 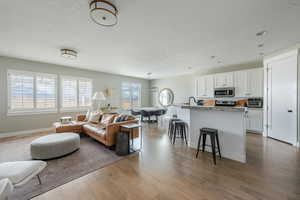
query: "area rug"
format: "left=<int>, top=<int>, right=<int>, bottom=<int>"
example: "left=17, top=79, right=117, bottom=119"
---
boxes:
left=0, top=134, right=122, bottom=200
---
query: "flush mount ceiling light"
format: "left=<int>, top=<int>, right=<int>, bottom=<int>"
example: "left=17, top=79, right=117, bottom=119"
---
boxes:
left=89, top=0, right=118, bottom=27
left=61, top=49, right=77, bottom=59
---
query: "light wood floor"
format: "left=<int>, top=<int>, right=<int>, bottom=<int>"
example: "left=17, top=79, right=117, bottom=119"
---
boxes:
left=4, top=124, right=300, bottom=200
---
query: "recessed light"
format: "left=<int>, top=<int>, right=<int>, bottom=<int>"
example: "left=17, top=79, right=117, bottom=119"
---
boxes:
left=218, top=61, right=222, bottom=64
left=211, top=56, right=216, bottom=59
left=258, top=44, right=264, bottom=48
left=61, top=49, right=77, bottom=59
left=188, top=67, right=192, bottom=70
left=147, top=72, right=152, bottom=76
left=259, top=52, right=264, bottom=56
left=256, top=30, right=267, bottom=37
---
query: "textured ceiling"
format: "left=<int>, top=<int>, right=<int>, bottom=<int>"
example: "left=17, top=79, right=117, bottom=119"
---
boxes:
left=0, top=0, right=300, bottom=79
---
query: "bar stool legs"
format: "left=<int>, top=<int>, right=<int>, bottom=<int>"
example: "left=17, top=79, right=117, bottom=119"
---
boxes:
left=171, top=122, right=187, bottom=145
left=196, top=128, right=221, bottom=165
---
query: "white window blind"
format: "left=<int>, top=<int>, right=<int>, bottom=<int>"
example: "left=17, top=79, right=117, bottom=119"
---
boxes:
left=79, top=80, right=92, bottom=107
left=7, top=70, right=57, bottom=115
left=62, top=78, right=77, bottom=108
left=121, top=82, right=141, bottom=110
left=36, top=75, right=57, bottom=109
left=8, top=72, right=34, bottom=110
left=61, top=76, right=92, bottom=110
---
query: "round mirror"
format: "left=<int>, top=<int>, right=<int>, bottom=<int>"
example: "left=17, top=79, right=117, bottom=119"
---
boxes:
left=158, top=88, right=174, bottom=106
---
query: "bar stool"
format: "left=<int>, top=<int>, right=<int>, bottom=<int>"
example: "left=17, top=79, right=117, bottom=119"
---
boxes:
left=171, top=120, right=188, bottom=145
left=167, top=118, right=180, bottom=137
left=196, top=128, right=221, bottom=165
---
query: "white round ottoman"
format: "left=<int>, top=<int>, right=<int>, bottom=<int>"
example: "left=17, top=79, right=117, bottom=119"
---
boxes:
left=30, top=133, right=80, bottom=160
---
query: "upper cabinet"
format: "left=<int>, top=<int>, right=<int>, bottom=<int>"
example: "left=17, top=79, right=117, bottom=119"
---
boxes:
left=195, top=68, right=263, bottom=99
left=214, top=72, right=234, bottom=88
left=195, top=75, right=214, bottom=98
left=234, top=68, right=263, bottom=97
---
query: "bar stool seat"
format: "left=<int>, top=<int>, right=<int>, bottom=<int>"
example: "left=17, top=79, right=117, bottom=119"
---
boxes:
left=196, top=127, right=221, bottom=165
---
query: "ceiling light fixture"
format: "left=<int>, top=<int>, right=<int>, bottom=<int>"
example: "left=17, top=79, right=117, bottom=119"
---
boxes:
left=211, top=56, right=216, bottom=59
left=61, top=49, right=77, bottom=59
left=89, top=0, right=118, bottom=27
left=256, top=30, right=267, bottom=37
left=218, top=61, right=222, bottom=64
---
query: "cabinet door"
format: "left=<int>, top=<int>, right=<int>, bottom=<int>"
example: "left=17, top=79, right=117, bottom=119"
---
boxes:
left=248, top=68, right=263, bottom=97
left=247, top=109, right=263, bottom=133
left=224, top=72, right=234, bottom=87
left=215, top=72, right=234, bottom=88
left=214, top=73, right=226, bottom=88
left=234, top=71, right=247, bottom=97
left=205, top=75, right=215, bottom=97
left=196, top=77, right=206, bottom=97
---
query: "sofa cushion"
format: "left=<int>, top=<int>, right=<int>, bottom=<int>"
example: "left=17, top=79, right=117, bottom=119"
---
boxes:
left=100, top=114, right=115, bottom=125
left=83, top=124, right=106, bottom=139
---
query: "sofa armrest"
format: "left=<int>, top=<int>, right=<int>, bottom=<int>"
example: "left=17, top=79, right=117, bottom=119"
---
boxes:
left=105, top=120, right=139, bottom=146
left=76, top=114, right=86, bottom=122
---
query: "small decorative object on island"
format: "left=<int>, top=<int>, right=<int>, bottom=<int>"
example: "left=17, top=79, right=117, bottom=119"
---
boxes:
left=60, top=116, right=72, bottom=124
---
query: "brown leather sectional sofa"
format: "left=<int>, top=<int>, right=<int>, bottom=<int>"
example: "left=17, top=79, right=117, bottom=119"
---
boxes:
left=55, top=113, right=139, bottom=148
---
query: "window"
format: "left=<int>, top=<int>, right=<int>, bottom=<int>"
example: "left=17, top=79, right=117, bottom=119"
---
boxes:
left=7, top=70, right=57, bottom=115
left=121, top=82, right=141, bottom=110
left=61, top=76, right=92, bottom=110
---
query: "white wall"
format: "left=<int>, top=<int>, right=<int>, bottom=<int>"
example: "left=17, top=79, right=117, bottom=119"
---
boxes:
left=0, top=56, right=150, bottom=134
left=151, top=62, right=262, bottom=105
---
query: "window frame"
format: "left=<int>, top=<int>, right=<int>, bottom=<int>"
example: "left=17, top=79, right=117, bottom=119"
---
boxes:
left=60, top=75, right=93, bottom=112
left=7, top=70, right=58, bottom=116
left=121, top=82, right=142, bottom=110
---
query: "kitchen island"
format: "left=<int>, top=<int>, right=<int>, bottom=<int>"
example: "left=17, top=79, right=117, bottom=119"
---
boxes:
left=170, top=105, right=247, bottom=163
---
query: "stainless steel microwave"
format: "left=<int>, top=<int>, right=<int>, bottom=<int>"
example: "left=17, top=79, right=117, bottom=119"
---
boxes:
left=214, top=87, right=235, bottom=98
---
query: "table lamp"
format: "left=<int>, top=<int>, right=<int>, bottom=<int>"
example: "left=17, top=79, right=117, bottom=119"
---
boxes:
left=93, top=91, right=106, bottom=111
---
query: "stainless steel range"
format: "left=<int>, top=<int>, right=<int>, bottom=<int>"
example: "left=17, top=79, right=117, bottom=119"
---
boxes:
left=215, top=100, right=236, bottom=107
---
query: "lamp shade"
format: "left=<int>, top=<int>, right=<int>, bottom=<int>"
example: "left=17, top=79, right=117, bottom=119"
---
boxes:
left=93, top=91, right=106, bottom=101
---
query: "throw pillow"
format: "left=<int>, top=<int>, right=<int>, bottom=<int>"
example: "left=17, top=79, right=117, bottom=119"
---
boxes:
left=101, top=114, right=115, bottom=125
left=88, top=112, right=101, bottom=124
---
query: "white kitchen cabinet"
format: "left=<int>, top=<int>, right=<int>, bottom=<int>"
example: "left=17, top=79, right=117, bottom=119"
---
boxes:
left=195, top=75, right=214, bottom=98
left=234, top=68, right=263, bottom=97
left=214, top=72, right=234, bottom=88
left=246, top=109, right=263, bottom=133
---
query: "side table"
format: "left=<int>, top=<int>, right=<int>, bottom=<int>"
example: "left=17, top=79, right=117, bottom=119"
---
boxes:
left=120, top=123, right=142, bottom=153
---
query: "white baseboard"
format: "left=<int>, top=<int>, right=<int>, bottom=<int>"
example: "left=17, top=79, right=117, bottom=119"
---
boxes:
left=0, top=127, right=53, bottom=139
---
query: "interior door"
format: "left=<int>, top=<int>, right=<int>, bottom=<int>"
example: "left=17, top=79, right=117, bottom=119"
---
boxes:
left=267, top=55, right=297, bottom=144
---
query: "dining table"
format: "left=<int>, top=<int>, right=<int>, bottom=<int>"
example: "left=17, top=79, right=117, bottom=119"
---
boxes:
left=132, top=107, right=167, bottom=123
